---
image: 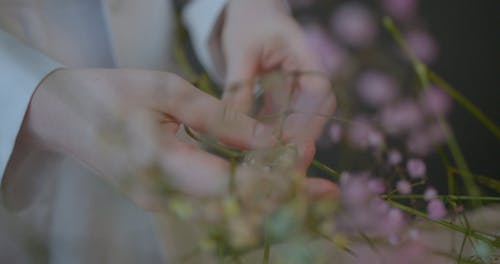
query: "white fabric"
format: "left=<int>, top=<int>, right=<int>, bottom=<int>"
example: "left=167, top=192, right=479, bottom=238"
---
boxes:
left=182, top=0, right=228, bottom=83
left=0, top=31, right=62, bottom=183
left=0, top=0, right=227, bottom=262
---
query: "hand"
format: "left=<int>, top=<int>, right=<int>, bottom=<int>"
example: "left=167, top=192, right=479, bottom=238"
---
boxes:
left=220, top=0, right=336, bottom=169
left=20, top=68, right=277, bottom=210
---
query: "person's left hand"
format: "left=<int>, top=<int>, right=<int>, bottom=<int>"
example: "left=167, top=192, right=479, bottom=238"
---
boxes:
left=220, top=0, right=336, bottom=170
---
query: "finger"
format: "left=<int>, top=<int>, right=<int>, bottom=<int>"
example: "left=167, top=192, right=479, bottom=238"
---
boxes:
left=119, top=70, right=276, bottom=149
left=304, top=177, right=339, bottom=200
left=121, top=139, right=230, bottom=211
left=283, top=73, right=336, bottom=143
left=222, top=49, right=259, bottom=114
left=158, top=137, right=232, bottom=197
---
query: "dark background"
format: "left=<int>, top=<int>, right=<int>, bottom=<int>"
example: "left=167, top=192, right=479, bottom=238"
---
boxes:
left=421, top=0, right=499, bottom=179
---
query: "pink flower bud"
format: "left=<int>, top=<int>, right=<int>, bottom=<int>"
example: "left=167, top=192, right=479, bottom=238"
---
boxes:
left=387, top=149, right=403, bottom=165
left=406, top=158, right=426, bottom=179
left=381, top=0, right=418, bottom=21
left=356, top=70, right=398, bottom=107
left=405, top=29, right=439, bottom=63
left=423, top=187, right=438, bottom=201
left=427, top=199, right=447, bottom=220
left=330, top=3, right=377, bottom=48
left=328, top=123, right=343, bottom=143
left=396, top=180, right=412, bottom=194
left=304, top=24, right=348, bottom=76
left=421, top=87, right=452, bottom=116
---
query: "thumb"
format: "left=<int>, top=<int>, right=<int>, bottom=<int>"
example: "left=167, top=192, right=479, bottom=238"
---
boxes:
left=222, top=50, right=259, bottom=114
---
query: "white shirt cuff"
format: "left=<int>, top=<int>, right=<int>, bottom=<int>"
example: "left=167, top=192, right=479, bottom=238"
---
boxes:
left=0, top=30, right=62, bottom=184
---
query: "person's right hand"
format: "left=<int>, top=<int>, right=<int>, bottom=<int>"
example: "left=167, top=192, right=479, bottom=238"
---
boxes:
left=21, top=68, right=277, bottom=210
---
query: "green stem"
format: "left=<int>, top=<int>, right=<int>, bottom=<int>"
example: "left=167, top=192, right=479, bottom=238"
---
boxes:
left=383, top=16, right=482, bottom=203
left=428, top=72, right=500, bottom=139
left=263, top=227, right=270, bottom=264
left=386, top=201, right=499, bottom=248
left=475, top=175, right=500, bottom=193
left=311, top=160, right=340, bottom=180
left=184, top=127, right=243, bottom=159
left=380, top=194, right=500, bottom=202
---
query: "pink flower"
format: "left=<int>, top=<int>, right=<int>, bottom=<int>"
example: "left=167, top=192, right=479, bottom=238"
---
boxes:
left=380, top=100, right=424, bottom=134
left=368, top=179, right=387, bottom=194
left=406, top=131, right=433, bottom=156
left=304, top=24, right=348, bottom=76
left=348, top=117, right=384, bottom=150
left=330, top=2, right=377, bottom=48
left=386, top=208, right=405, bottom=231
left=396, top=180, right=412, bottom=194
left=405, top=29, right=439, bottom=63
left=381, top=0, right=418, bottom=21
left=406, top=158, right=426, bottom=179
left=328, top=123, right=343, bottom=143
left=340, top=172, right=372, bottom=206
left=356, top=70, right=399, bottom=107
left=338, top=172, right=407, bottom=237
left=387, top=149, right=403, bottom=165
left=427, top=199, right=447, bottom=220
left=424, top=187, right=438, bottom=201
left=420, top=87, right=452, bottom=116
left=370, top=198, right=390, bottom=214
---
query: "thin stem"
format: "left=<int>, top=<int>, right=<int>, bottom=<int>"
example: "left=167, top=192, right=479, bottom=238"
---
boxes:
left=428, top=72, right=500, bottom=139
left=263, top=227, right=270, bottom=264
left=380, top=194, right=500, bottom=202
left=383, top=16, right=482, bottom=203
left=311, top=160, right=340, bottom=180
left=386, top=201, right=499, bottom=248
left=457, top=225, right=468, bottom=263
left=184, top=126, right=242, bottom=159
left=475, top=175, right=500, bottom=193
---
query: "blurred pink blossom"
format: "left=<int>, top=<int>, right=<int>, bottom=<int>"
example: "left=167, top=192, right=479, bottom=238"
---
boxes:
left=339, top=173, right=406, bottom=237
left=304, top=24, right=348, bottom=76
left=397, top=180, right=412, bottom=194
left=427, top=199, right=447, bottom=220
left=387, top=149, right=403, bottom=165
left=386, top=208, right=405, bottom=232
left=328, top=122, right=343, bottom=143
left=420, top=87, right=452, bottom=116
left=340, top=172, right=373, bottom=206
left=381, top=0, right=418, bottom=21
left=406, top=158, right=426, bottom=179
left=371, top=197, right=391, bottom=214
left=424, top=187, right=438, bottom=201
left=380, top=100, right=424, bottom=134
left=356, top=70, right=399, bottom=107
left=348, top=117, right=385, bottom=149
left=406, top=129, right=434, bottom=156
left=330, top=2, right=378, bottom=48
left=368, top=179, right=387, bottom=194
left=405, top=29, right=439, bottom=63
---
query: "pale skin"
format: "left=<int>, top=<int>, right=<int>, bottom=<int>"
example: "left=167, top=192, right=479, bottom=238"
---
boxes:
left=8, top=0, right=338, bottom=211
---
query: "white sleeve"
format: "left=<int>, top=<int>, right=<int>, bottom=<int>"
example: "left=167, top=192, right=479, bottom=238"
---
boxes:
left=0, top=30, right=62, bottom=184
left=182, top=0, right=228, bottom=84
